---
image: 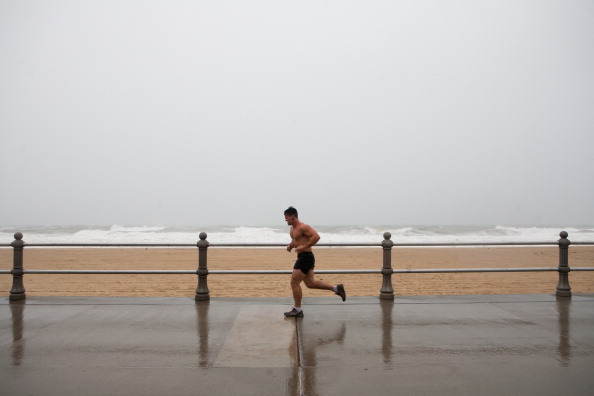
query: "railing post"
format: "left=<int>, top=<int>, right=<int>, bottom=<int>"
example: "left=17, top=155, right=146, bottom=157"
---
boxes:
left=195, top=232, right=210, bottom=301
left=556, top=231, right=571, bottom=297
left=10, top=232, right=26, bottom=301
left=380, top=232, right=394, bottom=300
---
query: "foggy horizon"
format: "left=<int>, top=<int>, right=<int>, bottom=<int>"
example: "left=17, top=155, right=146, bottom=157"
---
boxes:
left=1, top=1, right=593, bottom=227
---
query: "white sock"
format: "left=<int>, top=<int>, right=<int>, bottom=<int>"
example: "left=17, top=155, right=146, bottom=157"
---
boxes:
left=332, top=286, right=338, bottom=293
left=294, top=306, right=302, bottom=312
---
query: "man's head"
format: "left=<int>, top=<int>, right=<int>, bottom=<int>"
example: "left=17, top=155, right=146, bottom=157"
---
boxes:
left=284, top=206, right=298, bottom=225
left=284, top=206, right=298, bottom=218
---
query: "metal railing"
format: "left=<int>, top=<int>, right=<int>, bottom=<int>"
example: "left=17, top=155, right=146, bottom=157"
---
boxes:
left=2, top=231, right=593, bottom=301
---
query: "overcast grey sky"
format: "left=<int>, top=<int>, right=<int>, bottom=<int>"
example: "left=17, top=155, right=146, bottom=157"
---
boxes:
left=1, top=1, right=592, bottom=226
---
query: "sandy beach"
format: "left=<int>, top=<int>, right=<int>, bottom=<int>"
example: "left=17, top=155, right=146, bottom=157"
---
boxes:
left=1, top=246, right=593, bottom=297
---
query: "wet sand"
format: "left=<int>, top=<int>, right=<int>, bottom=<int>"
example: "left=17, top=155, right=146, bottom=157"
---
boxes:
left=1, top=246, right=593, bottom=297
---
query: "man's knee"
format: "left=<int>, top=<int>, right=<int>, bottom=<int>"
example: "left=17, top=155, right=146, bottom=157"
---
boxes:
left=291, top=272, right=305, bottom=286
left=303, top=277, right=316, bottom=288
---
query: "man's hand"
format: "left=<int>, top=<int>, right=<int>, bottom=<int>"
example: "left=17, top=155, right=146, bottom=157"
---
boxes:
left=287, top=244, right=293, bottom=252
left=295, top=245, right=308, bottom=254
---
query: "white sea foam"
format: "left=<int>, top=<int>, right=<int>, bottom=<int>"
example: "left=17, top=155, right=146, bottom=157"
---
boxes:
left=1, top=225, right=593, bottom=245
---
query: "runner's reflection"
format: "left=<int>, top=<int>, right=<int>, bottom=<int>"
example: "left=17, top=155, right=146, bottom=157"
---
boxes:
left=295, top=319, right=347, bottom=396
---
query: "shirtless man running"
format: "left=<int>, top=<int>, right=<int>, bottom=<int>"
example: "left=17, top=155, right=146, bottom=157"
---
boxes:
left=283, top=206, right=346, bottom=318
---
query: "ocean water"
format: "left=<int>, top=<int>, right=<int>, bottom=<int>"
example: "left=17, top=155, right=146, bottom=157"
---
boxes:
left=1, top=225, right=593, bottom=245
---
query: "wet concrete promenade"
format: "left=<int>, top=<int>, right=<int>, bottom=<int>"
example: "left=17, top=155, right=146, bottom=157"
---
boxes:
left=1, top=294, right=593, bottom=395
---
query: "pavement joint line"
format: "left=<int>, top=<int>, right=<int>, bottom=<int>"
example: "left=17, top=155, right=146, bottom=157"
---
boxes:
left=295, top=318, right=304, bottom=396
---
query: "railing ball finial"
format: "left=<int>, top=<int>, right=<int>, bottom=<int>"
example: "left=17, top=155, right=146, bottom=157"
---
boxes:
left=11, top=232, right=25, bottom=249
left=382, top=232, right=393, bottom=249
left=197, top=232, right=209, bottom=249
left=559, top=230, right=569, bottom=240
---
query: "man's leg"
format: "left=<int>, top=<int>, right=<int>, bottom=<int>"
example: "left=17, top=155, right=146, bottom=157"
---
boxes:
left=303, top=269, right=334, bottom=291
left=290, top=269, right=307, bottom=308
left=304, top=270, right=346, bottom=301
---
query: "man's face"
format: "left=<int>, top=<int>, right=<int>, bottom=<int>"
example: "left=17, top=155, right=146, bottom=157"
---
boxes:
left=285, top=215, right=296, bottom=226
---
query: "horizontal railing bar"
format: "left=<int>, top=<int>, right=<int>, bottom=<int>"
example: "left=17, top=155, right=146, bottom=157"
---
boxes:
left=394, top=242, right=592, bottom=246
left=0, top=242, right=594, bottom=248
left=211, top=243, right=380, bottom=247
left=23, top=243, right=196, bottom=247
left=16, top=270, right=198, bottom=274
left=394, top=268, right=594, bottom=273
left=7, top=243, right=379, bottom=248
left=3, top=267, right=593, bottom=276
left=395, top=267, right=558, bottom=273
left=3, top=241, right=594, bottom=248
left=5, top=269, right=377, bottom=275
left=396, top=242, right=555, bottom=246
left=209, top=269, right=379, bottom=274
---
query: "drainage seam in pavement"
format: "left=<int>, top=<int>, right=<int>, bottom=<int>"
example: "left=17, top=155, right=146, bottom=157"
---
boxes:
left=295, top=318, right=304, bottom=396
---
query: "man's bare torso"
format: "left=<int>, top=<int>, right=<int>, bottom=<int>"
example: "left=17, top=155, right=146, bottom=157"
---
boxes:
left=290, top=224, right=315, bottom=253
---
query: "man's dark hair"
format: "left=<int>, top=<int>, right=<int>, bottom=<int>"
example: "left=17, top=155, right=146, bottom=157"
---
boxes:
left=284, top=206, right=298, bottom=217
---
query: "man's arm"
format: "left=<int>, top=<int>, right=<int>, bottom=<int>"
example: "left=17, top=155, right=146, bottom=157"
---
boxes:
left=296, top=225, right=320, bottom=253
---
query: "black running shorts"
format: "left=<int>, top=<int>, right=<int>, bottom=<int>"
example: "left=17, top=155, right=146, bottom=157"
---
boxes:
left=294, top=252, right=315, bottom=274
